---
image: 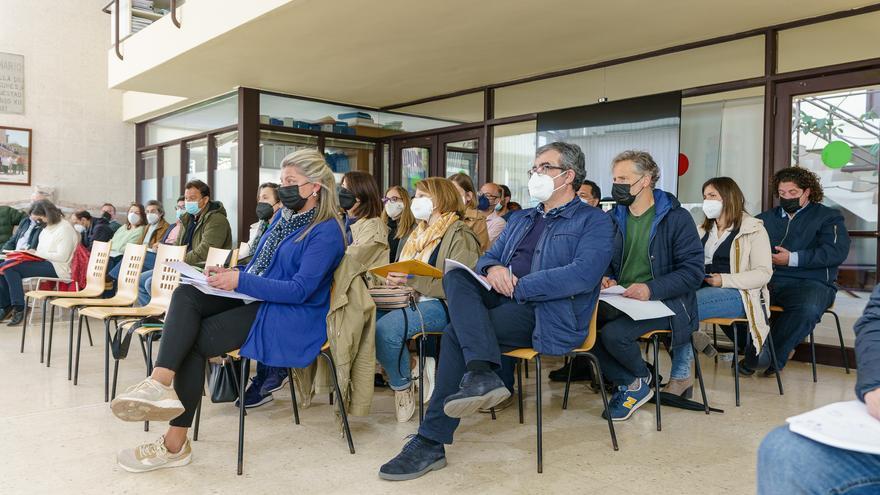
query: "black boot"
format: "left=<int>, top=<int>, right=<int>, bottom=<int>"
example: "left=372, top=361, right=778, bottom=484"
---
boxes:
left=549, top=356, right=593, bottom=382
left=0, top=306, right=13, bottom=322
left=7, top=307, right=24, bottom=326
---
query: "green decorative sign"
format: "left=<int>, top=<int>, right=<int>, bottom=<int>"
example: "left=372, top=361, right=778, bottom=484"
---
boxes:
left=821, top=141, right=852, bottom=169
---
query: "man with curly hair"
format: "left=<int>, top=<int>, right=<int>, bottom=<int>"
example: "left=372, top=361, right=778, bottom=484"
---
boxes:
left=756, top=167, right=850, bottom=374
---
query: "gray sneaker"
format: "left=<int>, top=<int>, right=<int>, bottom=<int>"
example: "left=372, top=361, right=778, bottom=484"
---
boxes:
left=111, top=378, right=185, bottom=422
left=117, top=436, right=192, bottom=473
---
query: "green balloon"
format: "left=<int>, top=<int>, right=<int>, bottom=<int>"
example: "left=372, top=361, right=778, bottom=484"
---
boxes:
left=821, top=141, right=852, bottom=169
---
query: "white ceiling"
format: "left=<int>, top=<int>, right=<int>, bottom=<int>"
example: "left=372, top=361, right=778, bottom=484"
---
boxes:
left=116, top=0, right=878, bottom=109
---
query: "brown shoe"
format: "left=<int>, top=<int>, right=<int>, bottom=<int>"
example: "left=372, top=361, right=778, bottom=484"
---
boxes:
left=692, top=331, right=717, bottom=357
left=662, top=377, right=694, bottom=398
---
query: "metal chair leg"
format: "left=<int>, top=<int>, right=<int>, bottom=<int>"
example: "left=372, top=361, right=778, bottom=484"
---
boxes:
left=67, top=309, right=76, bottom=380
left=46, top=303, right=57, bottom=367
left=74, top=314, right=84, bottom=385
left=418, top=334, right=425, bottom=424
left=20, top=296, right=30, bottom=353
left=828, top=310, right=850, bottom=374
left=237, top=358, right=248, bottom=475
left=39, top=299, right=48, bottom=363
left=586, top=353, right=618, bottom=451
left=767, top=334, right=784, bottom=395
left=85, top=317, right=93, bottom=347
left=524, top=359, right=529, bottom=379
left=535, top=355, right=542, bottom=474
left=692, top=340, right=710, bottom=414
left=652, top=335, right=661, bottom=431
left=287, top=369, right=300, bottom=425
left=322, top=351, right=355, bottom=454
left=193, top=397, right=201, bottom=440
left=809, top=331, right=818, bottom=383
left=515, top=360, right=524, bottom=424
left=562, top=353, right=574, bottom=410
left=712, top=324, right=718, bottom=363
left=111, top=357, right=120, bottom=400
left=104, top=319, right=111, bottom=402
left=733, top=322, right=741, bottom=407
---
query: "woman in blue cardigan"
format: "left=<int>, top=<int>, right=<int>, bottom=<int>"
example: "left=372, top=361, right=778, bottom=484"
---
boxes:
left=110, top=149, right=346, bottom=473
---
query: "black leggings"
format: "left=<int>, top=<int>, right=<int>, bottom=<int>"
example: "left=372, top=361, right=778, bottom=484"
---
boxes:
left=154, top=284, right=261, bottom=427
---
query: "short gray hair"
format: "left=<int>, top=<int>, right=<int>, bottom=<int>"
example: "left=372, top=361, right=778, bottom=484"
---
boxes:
left=535, top=141, right=586, bottom=190
left=612, top=150, right=660, bottom=187
left=146, top=199, right=164, bottom=215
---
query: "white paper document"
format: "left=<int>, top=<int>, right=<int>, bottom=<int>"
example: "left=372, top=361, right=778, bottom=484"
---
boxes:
left=444, top=259, right=491, bottom=291
left=786, top=400, right=880, bottom=455
left=599, top=286, right=675, bottom=321
left=168, top=261, right=261, bottom=303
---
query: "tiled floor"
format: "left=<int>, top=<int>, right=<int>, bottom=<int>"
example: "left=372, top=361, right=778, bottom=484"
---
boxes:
left=1, top=313, right=858, bottom=494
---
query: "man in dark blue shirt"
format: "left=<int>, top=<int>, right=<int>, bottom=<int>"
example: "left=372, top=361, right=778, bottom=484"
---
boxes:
left=378, top=142, right=614, bottom=481
left=756, top=167, right=850, bottom=374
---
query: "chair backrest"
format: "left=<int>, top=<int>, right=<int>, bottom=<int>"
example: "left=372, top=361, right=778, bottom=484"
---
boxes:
left=82, top=241, right=113, bottom=293
left=577, top=302, right=601, bottom=352
left=115, top=243, right=149, bottom=303
left=148, top=244, right=188, bottom=310
left=204, top=247, right=232, bottom=269
left=228, top=248, right=240, bottom=268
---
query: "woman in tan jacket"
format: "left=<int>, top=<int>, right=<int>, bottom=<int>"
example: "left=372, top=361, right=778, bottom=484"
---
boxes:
left=377, top=177, right=481, bottom=423
left=448, top=172, right=490, bottom=252
left=666, top=177, right=773, bottom=397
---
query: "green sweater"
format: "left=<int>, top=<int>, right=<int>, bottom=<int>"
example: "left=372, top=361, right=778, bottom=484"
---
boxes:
left=109, top=225, right=146, bottom=257
left=619, top=206, right=655, bottom=286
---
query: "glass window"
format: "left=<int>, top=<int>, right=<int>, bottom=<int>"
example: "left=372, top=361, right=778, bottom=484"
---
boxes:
left=444, top=139, right=479, bottom=180
left=679, top=93, right=765, bottom=220
left=391, top=92, right=484, bottom=123
left=790, top=85, right=880, bottom=233
left=161, top=145, right=181, bottom=223
left=491, top=121, right=536, bottom=205
left=186, top=138, right=208, bottom=184
left=778, top=11, right=880, bottom=73
left=146, top=93, right=238, bottom=145
left=259, top=130, right=318, bottom=185
left=382, top=143, right=390, bottom=192
left=140, top=149, right=158, bottom=203
left=214, top=132, right=239, bottom=244
left=401, top=147, right=430, bottom=196
left=324, top=138, right=375, bottom=175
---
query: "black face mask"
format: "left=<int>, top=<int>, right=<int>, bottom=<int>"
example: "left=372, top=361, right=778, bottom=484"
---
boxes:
left=278, top=184, right=309, bottom=212
left=611, top=177, right=646, bottom=207
left=101, top=211, right=112, bottom=221
left=35, top=220, right=47, bottom=228
left=338, top=186, right=357, bottom=211
left=780, top=196, right=803, bottom=214
left=255, top=202, right=275, bottom=221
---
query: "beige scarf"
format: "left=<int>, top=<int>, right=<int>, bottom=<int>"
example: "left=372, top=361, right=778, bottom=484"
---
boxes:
left=398, top=212, right=458, bottom=263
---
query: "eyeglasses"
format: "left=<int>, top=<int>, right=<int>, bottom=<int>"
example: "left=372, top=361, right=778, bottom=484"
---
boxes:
left=382, top=196, right=403, bottom=204
left=481, top=192, right=499, bottom=201
left=527, top=163, right=565, bottom=178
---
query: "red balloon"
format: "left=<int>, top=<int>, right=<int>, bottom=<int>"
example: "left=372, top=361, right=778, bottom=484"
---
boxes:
left=678, top=153, right=689, bottom=176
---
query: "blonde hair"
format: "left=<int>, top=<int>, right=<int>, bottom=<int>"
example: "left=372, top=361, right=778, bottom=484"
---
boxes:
left=415, top=177, right=464, bottom=224
left=280, top=149, right=345, bottom=241
left=381, top=185, right=416, bottom=240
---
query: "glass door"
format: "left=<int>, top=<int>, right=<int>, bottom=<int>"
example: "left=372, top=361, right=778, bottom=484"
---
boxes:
left=393, top=136, right=435, bottom=195
left=438, top=128, right=485, bottom=184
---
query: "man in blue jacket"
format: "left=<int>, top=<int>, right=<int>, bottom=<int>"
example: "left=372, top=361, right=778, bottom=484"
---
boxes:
left=378, top=142, right=614, bottom=481
left=756, top=167, right=850, bottom=374
left=756, top=284, right=880, bottom=493
left=592, top=150, right=704, bottom=421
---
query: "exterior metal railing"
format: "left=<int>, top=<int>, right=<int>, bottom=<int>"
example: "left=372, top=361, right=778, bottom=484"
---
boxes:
left=101, top=0, right=181, bottom=60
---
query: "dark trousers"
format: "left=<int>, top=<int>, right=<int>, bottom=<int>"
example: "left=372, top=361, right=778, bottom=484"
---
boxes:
left=418, top=269, right=535, bottom=445
left=768, top=278, right=836, bottom=369
left=590, top=301, right=669, bottom=387
left=154, top=285, right=261, bottom=427
left=0, top=260, right=57, bottom=309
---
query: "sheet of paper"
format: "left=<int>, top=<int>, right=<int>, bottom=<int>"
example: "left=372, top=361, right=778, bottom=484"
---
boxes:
left=167, top=261, right=207, bottom=283
left=600, top=285, right=626, bottom=295
left=444, top=258, right=491, bottom=291
left=179, top=278, right=261, bottom=303
left=786, top=400, right=880, bottom=455
left=598, top=293, right=675, bottom=320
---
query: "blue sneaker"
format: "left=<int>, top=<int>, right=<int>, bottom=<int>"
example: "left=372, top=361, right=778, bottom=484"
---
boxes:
left=379, top=434, right=446, bottom=481
left=604, top=377, right=654, bottom=422
left=260, top=365, right=289, bottom=394
left=234, top=367, right=272, bottom=409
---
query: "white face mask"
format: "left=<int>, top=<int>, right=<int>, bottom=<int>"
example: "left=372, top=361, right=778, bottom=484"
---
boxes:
left=73, top=223, right=86, bottom=234
left=528, top=171, right=565, bottom=203
left=384, top=201, right=404, bottom=219
left=127, top=212, right=141, bottom=225
left=146, top=212, right=161, bottom=225
left=410, top=197, right=434, bottom=221
left=702, top=199, right=723, bottom=220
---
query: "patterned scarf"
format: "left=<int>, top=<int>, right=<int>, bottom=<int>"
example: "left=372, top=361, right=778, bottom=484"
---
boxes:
left=398, top=212, right=458, bottom=263
left=248, top=207, right=316, bottom=277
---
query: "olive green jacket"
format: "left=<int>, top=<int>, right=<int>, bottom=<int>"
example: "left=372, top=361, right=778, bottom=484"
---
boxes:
left=0, top=206, right=26, bottom=245
left=176, top=201, right=232, bottom=266
left=398, top=220, right=481, bottom=299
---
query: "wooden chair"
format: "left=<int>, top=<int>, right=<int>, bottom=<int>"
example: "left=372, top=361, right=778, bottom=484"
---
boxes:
left=203, top=247, right=232, bottom=269
left=21, top=241, right=111, bottom=375
left=638, top=329, right=711, bottom=432
left=768, top=304, right=849, bottom=382
left=75, top=244, right=185, bottom=401
left=704, top=317, right=784, bottom=406
left=228, top=248, right=240, bottom=267
left=502, top=304, right=617, bottom=474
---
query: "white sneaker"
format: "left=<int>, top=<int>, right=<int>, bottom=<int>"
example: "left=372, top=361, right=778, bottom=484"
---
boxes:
left=111, top=378, right=185, bottom=422
left=116, top=436, right=192, bottom=473
left=394, top=384, right=415, bottom=423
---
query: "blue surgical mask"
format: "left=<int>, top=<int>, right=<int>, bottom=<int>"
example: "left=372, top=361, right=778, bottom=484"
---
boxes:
left=175, top=209, right=185, bottom=220
left=184, top=201, right=201, bottom=216
left=494, top=202, right=503, bottom=212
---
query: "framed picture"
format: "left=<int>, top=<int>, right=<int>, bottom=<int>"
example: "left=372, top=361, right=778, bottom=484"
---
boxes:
left=0, top=126, right=32, bottom=186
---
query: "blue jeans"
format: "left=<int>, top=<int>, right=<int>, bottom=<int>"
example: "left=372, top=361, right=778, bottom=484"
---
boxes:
left=671, top=287, right=746, bottom=379
left=769, top=278, right=836, bottom=370
left=375, top=299, right=449, bottom=390
left=138, top=270, right=153, bottom=307
left=758, top=425, right=880, bottom=494
left=590, top=302, right=668, bottom=386
left=0, top=260, right=57, bottom=308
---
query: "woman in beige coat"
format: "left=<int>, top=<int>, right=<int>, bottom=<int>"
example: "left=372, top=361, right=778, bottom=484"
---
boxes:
left=665, top=177, right=773, bottom=397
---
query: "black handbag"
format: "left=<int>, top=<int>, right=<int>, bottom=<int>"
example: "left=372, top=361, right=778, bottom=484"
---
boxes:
left=208, top=357, right=243, bottom=403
